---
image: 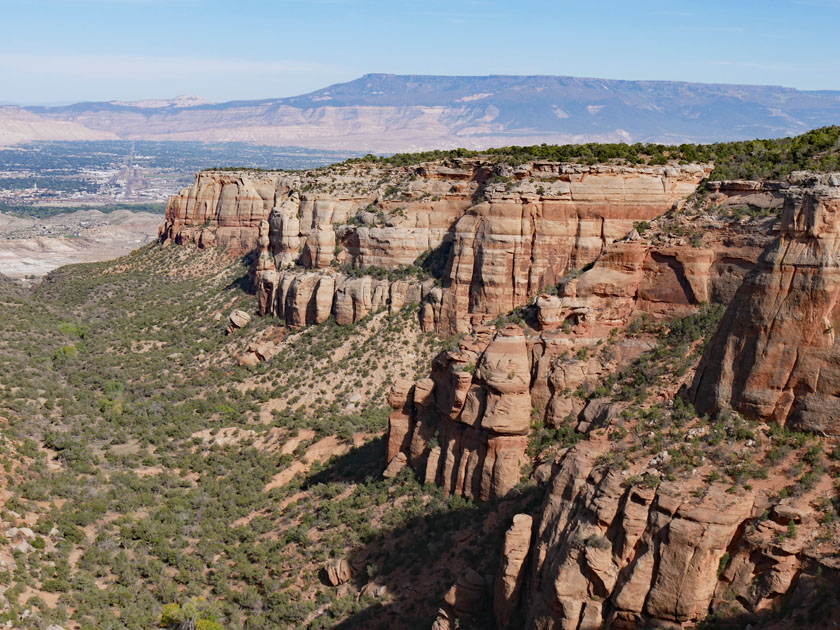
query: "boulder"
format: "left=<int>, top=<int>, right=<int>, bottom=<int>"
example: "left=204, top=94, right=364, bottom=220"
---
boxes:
left=383, top=452, right=407, bottom=479
left=443, top=568, right=486, bottom=619
left=324, top=559, right=351, bottom=586
left=227, top=309, right=251, bottom=333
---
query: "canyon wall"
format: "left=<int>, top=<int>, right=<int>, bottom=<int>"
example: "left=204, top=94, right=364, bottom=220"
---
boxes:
left=160, top=170, right=285, bottom=252
left=390, top=175, right=840, bottom=630
left=162, top=159, right=711, bottom=333
left=385, top=215, right=773, bottom=502
left=518, top=440, right=828, bottom=630
left=160, top=158, right=840, bottom=629
left=692, top=173, right=840, bottom=434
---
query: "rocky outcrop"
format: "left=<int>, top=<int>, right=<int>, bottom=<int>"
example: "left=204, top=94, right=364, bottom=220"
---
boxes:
left=532, top=235, right=767, bottom=332
left=692, top=173, right=840, bottom=434
left=164, top=161, right=710, bottom=334
left=494, top=514, right=534, bottom=629
left=705, top=179, right=788, bottom=214
left=257, top=268, right=434, bottom=327
left=518, top=442, right=822, bottom=630
left=443, top=568, right=488, bottom=620
left=163, top=161, right=839, bottom=630
left=226, top=309, right=251, bottom=334
left=386, top=379, right=414, bottom=464
left=323, top=559, right=352, bottom=586
left=436, top=165, right=709, bottom=334
left=387, top=213, right=772, bottom=498
left=160, top=171, right=285, bottom=252
left=387, top=325, right=532, bottom=500
left=382, top=170, right=784, bottom=497
left=254, top=201, right=436, bottom=327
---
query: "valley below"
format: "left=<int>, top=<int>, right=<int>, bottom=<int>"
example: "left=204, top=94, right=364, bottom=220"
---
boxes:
left=0, top=208, right=162, bottom=281
left=0, top=127, right=840, bottom=630
left=0, top=141, right=357, bottom=283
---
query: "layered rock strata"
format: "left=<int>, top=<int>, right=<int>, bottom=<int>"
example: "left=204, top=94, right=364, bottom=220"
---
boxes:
left=435, top=166, right=710, bottom=334
left=254, top=218, right=437, bottom=327
left=532, top=234, right=766, bottom=332
left=386, top=217, right=772, bottom=499
left=692, top=173, right=840, bottom=434
left=257, top=267, right=435, bottom=327
left=160, top=171, right=283, bottom=252
left=387, top=325, right=533, bottom=500
left=519, top=442, right=823, bottom=630
left=162, top=160, right=710, bottom=334
left=704, top=178, right=788, bottom=214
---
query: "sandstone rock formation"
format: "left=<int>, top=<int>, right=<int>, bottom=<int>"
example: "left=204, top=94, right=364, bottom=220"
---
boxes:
left=531, top=234, right=765, bottom=333
left=256, top=267, right=433, bottom=328
left=494, top=514, right=534, bottom=629
left=162, top=160, right=710, bottom=334
left=692, top=173, right=840, bottom=434
left=388, top=325, right=533, bottom=501
left=385, top=208, right=774, bottom=500
left=385, top=174, right=836, bottom=630
left=443, top=568, right=487, bottom=620
left=436, top=164, right=708, bottom=334
left=226, top=309, right=251, bottom=334
left=517, top=441, right=824, bottom=630
left=156, top=158, right=840, bottom=630
left=382, top=452, right=407, bottom=479
left=323, top=559, right=352, bottom=586
left=161, top=171, right=284, bottom=252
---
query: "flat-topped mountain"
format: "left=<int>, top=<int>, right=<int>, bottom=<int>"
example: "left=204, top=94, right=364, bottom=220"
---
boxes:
left=0, top=105, right=117, bottom=146
left=17, top=74, right=840, bottom=151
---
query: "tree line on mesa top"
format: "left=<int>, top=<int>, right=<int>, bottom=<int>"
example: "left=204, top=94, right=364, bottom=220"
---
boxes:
left=351, top=125, right=840, bottom=181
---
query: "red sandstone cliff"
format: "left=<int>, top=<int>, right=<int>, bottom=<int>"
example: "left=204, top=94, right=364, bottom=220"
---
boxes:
left=161, top=160, right=840, bottom=629
left=692, top=173, right=840, bottom=435
left=162, top=160, right=710, bottom=333
left=395, top=175, right=839, bottom=630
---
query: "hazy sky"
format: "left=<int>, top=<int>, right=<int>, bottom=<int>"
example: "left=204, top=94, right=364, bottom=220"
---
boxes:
left=1, top=0, right=838, bottom=104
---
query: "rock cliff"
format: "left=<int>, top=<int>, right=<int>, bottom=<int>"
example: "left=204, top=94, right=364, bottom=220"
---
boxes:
left=692, top=173, right=840, bottom=434
left=162, top=159, right=710, bottom=333
left=520, top=440, right=832, bottom=630
left=160, top=156, right=840, bottom=629
left=395, top=172, right=840, bottom=629
left=387, top=324, right=532, bottom=501
left=385, top=202, right=774, bottom=503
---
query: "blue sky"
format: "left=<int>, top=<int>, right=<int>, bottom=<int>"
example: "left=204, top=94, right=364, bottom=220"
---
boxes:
left=1, top=0, right=838, bottom=104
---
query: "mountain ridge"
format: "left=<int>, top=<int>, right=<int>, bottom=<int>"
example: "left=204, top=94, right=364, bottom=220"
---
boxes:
left=13, top=73, right=840, bottom=152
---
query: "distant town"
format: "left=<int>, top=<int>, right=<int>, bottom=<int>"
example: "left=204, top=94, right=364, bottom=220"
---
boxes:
left=0, top=140, right=358, bottom=217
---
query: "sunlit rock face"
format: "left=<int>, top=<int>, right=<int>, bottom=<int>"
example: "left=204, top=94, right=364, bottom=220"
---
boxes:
left=162, top=161, right=710, bottom=334
left=692, top=173, right=840, bottom=435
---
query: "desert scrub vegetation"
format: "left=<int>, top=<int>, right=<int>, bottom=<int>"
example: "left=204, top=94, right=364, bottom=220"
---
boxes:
left=0, top=243, right=491, bottom=629
left=255, top=305, right=440, bottom=440
left=607, top=302, right=726, bottom=403
left=347, top=126, right=840, bottom=178
left=566, top=303, right=840, bottom=523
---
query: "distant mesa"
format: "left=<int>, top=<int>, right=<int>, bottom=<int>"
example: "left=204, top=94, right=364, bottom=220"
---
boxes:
left=107, top=95, right=210, bottom=109
left=0, top=105, right=118, bottom=146
left=7, top=73, right=840, bottom=152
